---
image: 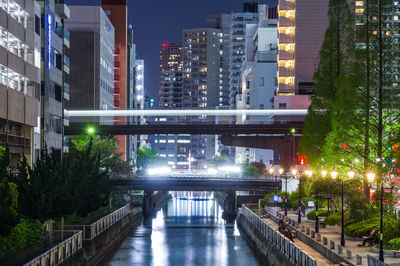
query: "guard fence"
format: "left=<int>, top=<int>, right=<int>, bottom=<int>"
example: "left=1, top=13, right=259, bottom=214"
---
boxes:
left=241, top=205, right=317, bottom=266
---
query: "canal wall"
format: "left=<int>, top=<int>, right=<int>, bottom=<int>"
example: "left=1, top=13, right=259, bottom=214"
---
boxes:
left=64, top=209, right=143, bottom=266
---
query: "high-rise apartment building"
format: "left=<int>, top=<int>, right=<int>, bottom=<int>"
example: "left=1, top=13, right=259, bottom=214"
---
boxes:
left=65, top=5, right=114, bottom=125
left=39, top=0, right=70, bottom=158
left=182, top=25, right=230, bottom=160
left=102, top=0, right=128, bottom=160
left=159, top=43, right=183, bottom=108
left=229, top=3, right=259, bottom=108
left=0, top=0, right=41, bottom=165
left=277, top=0, right=329, bottom=95
left=235, top=5, right=278, bottom=165
left=127, top=25, right=137, bottom=163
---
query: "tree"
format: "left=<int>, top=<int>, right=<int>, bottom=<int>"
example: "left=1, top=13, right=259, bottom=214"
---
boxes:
left=136, top=147, right=166, bottom=170
left=241, top=166, right=259, bottom=178
left=0, top=146, right=19, bottom=236
left=71, top=135, right=133, bottom=177
left=249, top=162, right=267, bottom=177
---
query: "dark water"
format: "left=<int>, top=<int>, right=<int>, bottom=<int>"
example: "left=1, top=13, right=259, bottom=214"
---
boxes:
left=103, top=192, right=261, bottom=266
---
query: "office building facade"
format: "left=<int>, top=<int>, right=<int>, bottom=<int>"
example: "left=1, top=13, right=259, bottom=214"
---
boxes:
left=102, top=0, right=128, bottom=160
left=65, top=5, right=114, bottom=125
left=0, top=0, right=41, bottom=165
left=39, top=0, right=70, bottom=157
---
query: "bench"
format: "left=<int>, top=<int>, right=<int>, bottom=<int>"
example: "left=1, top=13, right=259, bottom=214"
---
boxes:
left=358, top=228, right=378, bottom=247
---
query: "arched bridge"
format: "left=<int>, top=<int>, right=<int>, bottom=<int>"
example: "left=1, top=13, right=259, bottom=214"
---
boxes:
left=111, top=176, right=281, bottom=223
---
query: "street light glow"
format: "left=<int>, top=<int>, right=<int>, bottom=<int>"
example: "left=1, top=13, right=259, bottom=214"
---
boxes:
left=291, top=168, right=298, bottom=176
left=268, top=167, right=274, bottom=175
left=347, top=169, right=355, bottom=179
left=367, top=171, right=376, bottom=183
left=87, top=127, right=95, bottom=134
left=147, top=166, right=172, bottom=176
left=331, top=168, right=338, bottom=180
left=321, top=169, right=327, bottom=177
left=305, top=169, right=313, bottom=178
left=279, top=168, right=284, bottom=175
left=218, top=166, right=241, bottom=173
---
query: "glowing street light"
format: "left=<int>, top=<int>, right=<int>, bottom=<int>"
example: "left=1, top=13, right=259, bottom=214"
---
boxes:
left=321, top=169, right=327, bottom=178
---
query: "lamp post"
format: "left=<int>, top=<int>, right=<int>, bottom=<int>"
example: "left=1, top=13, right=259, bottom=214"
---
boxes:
left=269, top=167, right=276, bottom=193
left=292, top=168, right=301, bottom=224
left=279, top=168, right=286, bottom=216
left=305, top=169, right=316, bottom=232
left=366, top=170, right=383, bottom=262
left=331, top=167, right=345, bottom=246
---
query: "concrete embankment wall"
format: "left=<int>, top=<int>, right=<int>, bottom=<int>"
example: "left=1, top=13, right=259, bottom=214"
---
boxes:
left=237, top=214, right=296, bottom=266
left=65, top=211, right=143, bottom=266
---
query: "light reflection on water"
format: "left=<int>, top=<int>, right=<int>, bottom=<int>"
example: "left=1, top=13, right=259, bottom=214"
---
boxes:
left=104, top=192, right=261, bottom=266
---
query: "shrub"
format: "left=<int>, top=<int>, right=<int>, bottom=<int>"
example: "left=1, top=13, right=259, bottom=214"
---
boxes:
left=306, top=209, right=329, bottom=220
left=325, top=211, right=341, bottom=225
left=344, top=217, right=400, bottom=245
left=0, top=218, right=42, bottom=259
left=387, top=237, right=400, bottom=250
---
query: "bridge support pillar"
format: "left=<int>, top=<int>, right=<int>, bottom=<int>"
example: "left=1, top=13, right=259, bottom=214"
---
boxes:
left=222, top=191, right=237, bottom=223
left=143, top=190, right=154, bottom=227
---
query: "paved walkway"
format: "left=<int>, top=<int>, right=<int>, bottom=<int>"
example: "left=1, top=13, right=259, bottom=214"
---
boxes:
left=279, top=210, right=400, bottom=266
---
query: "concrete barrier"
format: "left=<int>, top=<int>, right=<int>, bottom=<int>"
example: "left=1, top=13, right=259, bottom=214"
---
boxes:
left=311, top=230, right=315, bottom=238
left=338, top=245, right=343, bottom=255
left=356, top=254, right=362, bottom=265
left=346, top=249, right=352, bottom=259
left=323, top=237, right=328, bottom=245
left=317, top=233, right=321, bottom=241
left=330, top=240, right=335, bottom=250
left=306, top=227, right=310, bottom=235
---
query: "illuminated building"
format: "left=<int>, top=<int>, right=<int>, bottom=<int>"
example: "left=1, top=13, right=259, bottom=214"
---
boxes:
left=277, top=0, right=329, bottom=95
left=39, top=0, right=70, bottom=158
left=0, top=0, right=42, bottom=165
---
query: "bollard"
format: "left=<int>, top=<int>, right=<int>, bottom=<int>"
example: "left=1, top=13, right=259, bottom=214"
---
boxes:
left=330, top=240, right=335, bottom=250
left=317, top=233, right=321, bottom=241
left=323, top=237, right=328, bottom=245
left=356, top=254, right=362, bottom=265
left=346, top=249, right=352, bottom=259
left=311, top=230, right=315, bottom=238
left=301, top=225, right=305, bottom=232
left=306, top=227, right=310, bottom=235
left=338, top=245, right=343, bottom=254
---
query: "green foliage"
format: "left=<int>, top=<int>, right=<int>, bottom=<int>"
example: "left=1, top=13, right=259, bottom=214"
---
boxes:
left=241, top=166, right=259, bottom=178
left=387, top=237, right=400, bottom=250
left=325, top=211, right=341, bottom=226
left=344, top=217, right=379, bottom=237
left=0, top=217, right=42, bottom=259
left=249, top=162, right=266, bottom=177
left=71, top=135, right=132, bottom=176
left=137, top=147, right=166, bottom=171
left=0, top=146, right=19, bottom=236
left=306, top=209, right=329, bottom=220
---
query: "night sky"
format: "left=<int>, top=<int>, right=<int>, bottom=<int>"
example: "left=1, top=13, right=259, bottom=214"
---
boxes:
left=66, top=0, right=277, bottom=103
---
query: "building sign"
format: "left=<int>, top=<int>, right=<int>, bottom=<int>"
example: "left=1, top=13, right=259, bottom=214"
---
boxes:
left=47, top=14, right=52, bottom=69
left=273, top=194, right=279, bottom=203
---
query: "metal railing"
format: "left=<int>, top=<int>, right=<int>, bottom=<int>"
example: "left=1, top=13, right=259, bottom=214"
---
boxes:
left=241, top=205, right=317, bottom=266
left=24, top=230, right=82, bottom=266
left=65, top=204, right=131, bottom=240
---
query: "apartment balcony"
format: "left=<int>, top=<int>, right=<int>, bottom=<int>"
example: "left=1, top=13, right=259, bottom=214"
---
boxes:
left=278, top=16, right=295, bottom=27
left=55, top=27, right=70, bottom=48
left=0, top=133, right=30, bottom=148
left=278, top=66, right=295, bottom=76
left=63, top=115, right=69, bottom=126
left=279, top=0, right=295, bottom=10
left=114, top=74, right=120, bottom=81
left=114, top=61, right=120, bottom=68
left=55, top=3, right=71, bottom=19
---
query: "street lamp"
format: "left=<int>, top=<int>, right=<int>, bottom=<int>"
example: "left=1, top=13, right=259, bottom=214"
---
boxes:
left=331, top=167, right=345, bottom=246
left=279, top=168, right=287, bottom=216
left=292, top=168, right=302, bottom=224
left=306, top=169, right=319, bottom=232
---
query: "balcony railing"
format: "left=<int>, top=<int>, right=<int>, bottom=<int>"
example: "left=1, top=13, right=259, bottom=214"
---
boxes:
left=0, top=134, right=30, bottom=147
left=55, top=27, right=70, bottom=42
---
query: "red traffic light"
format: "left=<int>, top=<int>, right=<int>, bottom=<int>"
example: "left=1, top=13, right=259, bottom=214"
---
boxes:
left=298, top=156, right=306, bottom=165
left=394, top=144, right=398, bottom=151
left=342, top=143, right=348, bottom=149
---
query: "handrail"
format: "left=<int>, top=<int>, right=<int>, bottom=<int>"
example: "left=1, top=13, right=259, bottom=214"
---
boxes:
left=23, top=230, right=82, bottom=266
left=65, top=204, right=131, bottom=240
left=241, top=205, right=317, bottom=266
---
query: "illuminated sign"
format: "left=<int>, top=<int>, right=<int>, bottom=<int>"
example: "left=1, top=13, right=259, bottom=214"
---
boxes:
left=47, top=14, right=52, bottom=69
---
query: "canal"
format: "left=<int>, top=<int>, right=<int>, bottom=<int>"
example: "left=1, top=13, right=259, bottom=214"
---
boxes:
left=103, top=192, right=261, bottom=266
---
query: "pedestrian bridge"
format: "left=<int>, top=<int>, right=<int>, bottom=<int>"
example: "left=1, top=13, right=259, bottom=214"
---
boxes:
left=111, top=176, right=281, bottom=192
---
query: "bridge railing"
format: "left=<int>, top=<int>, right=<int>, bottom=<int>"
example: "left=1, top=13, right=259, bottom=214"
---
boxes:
left=23, top=230, right=82, bottom=266
left=65, top=204, right=131, bottom=240
left=240, top=205, right=317, bottom=266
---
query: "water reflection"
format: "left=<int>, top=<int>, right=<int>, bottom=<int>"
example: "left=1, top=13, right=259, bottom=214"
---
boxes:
left=104, top=192, right=261, bottom=266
